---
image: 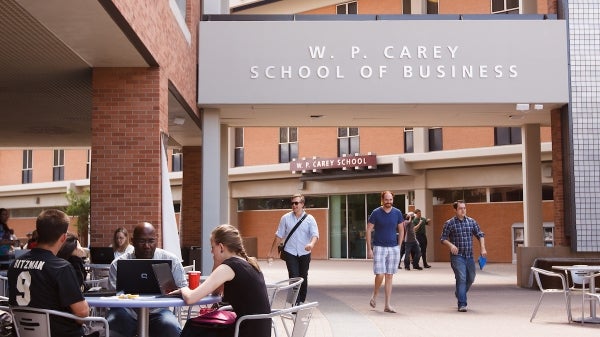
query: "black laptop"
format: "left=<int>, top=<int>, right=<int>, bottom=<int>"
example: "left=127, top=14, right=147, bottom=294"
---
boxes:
left=89, top=247, right=115, bottom=264
left=152, top=263, right=182, bottom=298
left=116, top=259, right=172, bottom=295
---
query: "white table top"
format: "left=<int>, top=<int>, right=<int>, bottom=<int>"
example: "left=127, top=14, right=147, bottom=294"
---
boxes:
left=85, top=294, right=221, bottom=308
left=552, top=265, right=600, bottom=272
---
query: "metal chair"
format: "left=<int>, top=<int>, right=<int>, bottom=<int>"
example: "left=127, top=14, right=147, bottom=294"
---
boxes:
left=582, top=272, right=600, bottom=324
left=234, top=302, right=318, bottom=337
left=530, top=267, right=571, bottom=322
left=566, top=266, right=592, bottom=323
left=11, top=306, right=110, bottom=337
left=0, top=276, right=8, bottom=298
left=269, top=277, right=303, bottom=337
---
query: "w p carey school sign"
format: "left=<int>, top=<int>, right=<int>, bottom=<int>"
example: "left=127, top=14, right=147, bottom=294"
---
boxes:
left=290, top=154, right=377, bottom=173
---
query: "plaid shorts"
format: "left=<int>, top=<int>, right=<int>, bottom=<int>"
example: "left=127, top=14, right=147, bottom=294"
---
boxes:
left=373, top=245, right=400, bottom=275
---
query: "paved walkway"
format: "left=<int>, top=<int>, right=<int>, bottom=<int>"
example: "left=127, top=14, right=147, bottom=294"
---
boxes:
left=260, top=259, right=600, bottom=337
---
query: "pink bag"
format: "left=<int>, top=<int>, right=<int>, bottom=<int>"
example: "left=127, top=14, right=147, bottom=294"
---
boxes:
left=190, top=308, right=237, bottom=327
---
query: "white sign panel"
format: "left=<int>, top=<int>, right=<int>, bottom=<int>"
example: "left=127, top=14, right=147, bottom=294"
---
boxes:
left=198, top=20, right=568, bottom=104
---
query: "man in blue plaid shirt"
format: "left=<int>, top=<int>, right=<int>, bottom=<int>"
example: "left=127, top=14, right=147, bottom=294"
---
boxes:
left=440, top=200, right=487, bottom=313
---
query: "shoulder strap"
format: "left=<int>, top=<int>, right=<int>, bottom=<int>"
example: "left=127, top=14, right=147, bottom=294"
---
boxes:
left=282, top=213, right=308, bottom=249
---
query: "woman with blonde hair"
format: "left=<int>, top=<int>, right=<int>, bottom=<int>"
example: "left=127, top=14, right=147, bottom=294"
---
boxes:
left=178, top=224, right=271, bottom=337
left=112, top=226, right=134, bottom=259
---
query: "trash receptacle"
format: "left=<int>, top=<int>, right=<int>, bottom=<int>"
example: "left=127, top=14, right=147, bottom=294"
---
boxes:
left=189, top=246, right=202, bottom=271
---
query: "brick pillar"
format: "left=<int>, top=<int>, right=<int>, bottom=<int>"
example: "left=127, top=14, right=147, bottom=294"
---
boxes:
left=181, top=146, right=202, bottom=247
left=551, top=108, right=566, bottom=246
left=90, top=67, right=168, bottom=246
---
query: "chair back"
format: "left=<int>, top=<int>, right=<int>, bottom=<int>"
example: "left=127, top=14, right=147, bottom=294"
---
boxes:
left=0, top=276, right=8, bottom=298
left=570, top=268, right=589, bottom=286
left=271, top=277, right=303, bottom=309
left=11, top=306, right=110, bottom=337
left=289, top=302, right=317, bottom=337
left=233, top=301, right=318, bottom=337
left=531, top=267, right=567, bottom=291
left=12, top=307, right=51, bottom=337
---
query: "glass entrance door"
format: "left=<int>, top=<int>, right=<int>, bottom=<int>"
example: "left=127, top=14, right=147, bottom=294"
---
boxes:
left=329, top=193, right=405, bottom=259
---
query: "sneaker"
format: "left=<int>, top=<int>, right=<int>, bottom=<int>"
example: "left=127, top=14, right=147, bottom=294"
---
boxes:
left=413, top=266, right=423, bottom=270
left=458, top=306, right=467, bottom=312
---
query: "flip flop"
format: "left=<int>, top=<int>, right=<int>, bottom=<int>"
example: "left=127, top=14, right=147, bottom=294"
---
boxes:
left=369, top=298, right=376, bottom=308
left=384, top=307, right=397, bottom=313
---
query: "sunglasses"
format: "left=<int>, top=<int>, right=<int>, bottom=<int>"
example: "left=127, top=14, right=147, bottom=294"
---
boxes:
left=291, top=201, right=302, bottom=205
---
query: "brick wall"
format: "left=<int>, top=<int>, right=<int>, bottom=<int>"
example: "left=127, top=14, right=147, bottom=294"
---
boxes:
left=551, top=108, right=566, bottom=246
left=90, top=67, right=167, bottom=246
left=237, top=209, right=328, bottom=259
left=432, top=201, right=555, bottom=262
left=181, top=146, right=202, bottom=247
left=441, top=0, right=490, bottom=14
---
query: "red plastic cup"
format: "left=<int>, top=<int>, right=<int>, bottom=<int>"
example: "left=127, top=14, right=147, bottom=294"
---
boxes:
left=188, top=271, right=201, bottom=289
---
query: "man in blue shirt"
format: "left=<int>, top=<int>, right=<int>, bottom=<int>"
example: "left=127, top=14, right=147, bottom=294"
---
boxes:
left=366, top=191, right=405, bottom=313
left=440, top=200, right=487, bottom=312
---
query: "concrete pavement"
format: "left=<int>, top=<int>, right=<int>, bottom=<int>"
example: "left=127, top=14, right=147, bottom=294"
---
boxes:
left=260, top=259, right=600, bottom=337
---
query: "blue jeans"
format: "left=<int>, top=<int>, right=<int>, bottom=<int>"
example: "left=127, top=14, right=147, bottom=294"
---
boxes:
left=450, top=255, right=476, bottom=308
left=106, top=307, right=181, bottom=337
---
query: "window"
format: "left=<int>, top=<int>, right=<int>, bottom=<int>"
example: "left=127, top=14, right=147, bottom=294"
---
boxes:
left=172, top=149, right=183, bottom=172
left=237, top=196, right=328, bottom=210
left=427, top=0, right=439, bottom=14
left=234, top=128, right=244, bottom=167
left=338, top=127, right=359, bottom=156
left=495, top=127, right=522, bottom=145
left=53, top=149, right=64, bottom=181
left=86, top=149, right=91, bottom=179
left=337, top=1, right=357, bottom=14
left=432, top=188, right=487, bottom=204
left=404, top=128, right=414, bottom=153
left=279, top=127, right=298, bottom=163
left=490, top=186, right=523, bottom=202
left=22, top=150, right=32, bottom=184
left=428, top=127, right=443, bottom=151
left=403, top=0, right=411, bottom=14
left=491, top=0, right=519, bottom=14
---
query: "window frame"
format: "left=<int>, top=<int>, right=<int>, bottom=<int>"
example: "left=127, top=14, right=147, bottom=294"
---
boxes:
left=337, top=127, right=360, bottom=156
left=53, top=149, right=64, bottom=182
left=234, top=128, right=244, bottom=167
left=491, top=0, right=519, bottom=14
left=279, top=127, right=299, bottom=163
left=22, top=149, right=33, bottom=184
left=336, top=1, right=358, bottom=14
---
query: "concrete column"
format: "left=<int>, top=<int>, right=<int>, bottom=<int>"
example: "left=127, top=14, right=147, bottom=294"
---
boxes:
left=413, top=128, right=428, bottom=153
left=413, top=188, right=434, bottom=261
left=522, top=124, right=544, bottom=246
left=411, top=0, right=426, bottom=14
left=201, top=109, right=228, bottom=274
left=203, top=0, right=229, bottom=14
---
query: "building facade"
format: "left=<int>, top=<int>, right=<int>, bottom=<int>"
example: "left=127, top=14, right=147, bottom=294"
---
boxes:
left=1, top=0, right=599, bottom=278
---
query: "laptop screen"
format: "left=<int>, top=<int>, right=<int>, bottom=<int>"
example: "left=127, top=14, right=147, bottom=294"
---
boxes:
left=152, top=263, right=178, bottom=295
left=89, top=247, right=115, bottom=264
left=116, top=259, right=173, bottom=294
